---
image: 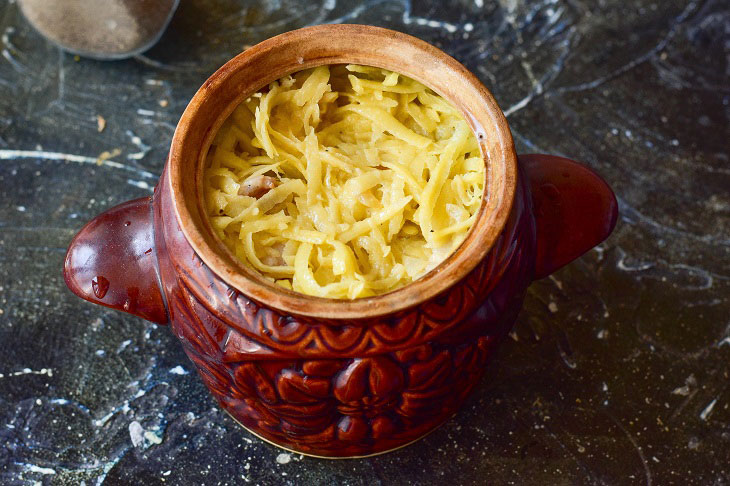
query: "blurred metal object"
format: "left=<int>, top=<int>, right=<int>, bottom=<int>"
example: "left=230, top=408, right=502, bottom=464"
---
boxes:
left=18, top=0, right=179, bottom=60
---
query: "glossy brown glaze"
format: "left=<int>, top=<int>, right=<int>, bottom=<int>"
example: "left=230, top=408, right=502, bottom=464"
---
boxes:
left=63, top=25, right=618, bottom=457
left=521, top=154, right=618, bottom=279
left=154, top=165, right=533, bottom=456
left=64, top=196, right=167, bottom=324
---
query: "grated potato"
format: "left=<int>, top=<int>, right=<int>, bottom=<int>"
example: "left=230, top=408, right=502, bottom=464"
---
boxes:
left=203, top=64, right=484, bottom=299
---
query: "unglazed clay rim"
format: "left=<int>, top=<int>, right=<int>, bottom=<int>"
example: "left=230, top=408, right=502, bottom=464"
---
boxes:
left=168, top=24, right=517, bottom=320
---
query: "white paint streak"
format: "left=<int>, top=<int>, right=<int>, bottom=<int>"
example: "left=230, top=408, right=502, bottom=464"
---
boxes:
left=699, top=398, right=717, bottom=421
left=0, top=368, right=53, bottom=379
left=57, top=49, right=66, bottom=102
left=0, top=149, right=157, bottom=179
left=129, top=421, right=145, bottom=447
left=144, top=430, right=163, bottom=444
left=126, top=179, right=154, bottom=191
left=605, top=412, right=652, bottom=486
left=403, top=14, right=459, bottom=33
left=116, top=339, right=132, bottom=353
left=94, top=454, right=124, bottom=486
left=126, top=130, right=151, bottom=160
left=169, top=365, right=189, bottom=375
left=502, top=93, right=535, bottom=117
left=18, top=463, right=56, bottom=475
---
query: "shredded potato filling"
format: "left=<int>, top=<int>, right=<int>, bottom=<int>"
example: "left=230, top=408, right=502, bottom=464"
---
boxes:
left=203, top=64, right=484, bottom=299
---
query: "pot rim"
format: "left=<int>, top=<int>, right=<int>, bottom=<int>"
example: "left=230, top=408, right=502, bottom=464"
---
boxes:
left=168, top=24, right=517, bottom=320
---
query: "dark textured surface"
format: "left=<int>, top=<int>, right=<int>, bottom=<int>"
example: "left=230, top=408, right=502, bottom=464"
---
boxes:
left=0, top=0, right=728, bottom=484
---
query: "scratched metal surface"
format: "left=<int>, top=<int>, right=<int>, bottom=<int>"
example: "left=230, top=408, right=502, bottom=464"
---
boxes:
left=0, top=0, right=728, bottom=484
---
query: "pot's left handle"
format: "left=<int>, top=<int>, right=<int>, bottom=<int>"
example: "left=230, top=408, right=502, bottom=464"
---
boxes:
left=63, top=196, right=168, bottom=324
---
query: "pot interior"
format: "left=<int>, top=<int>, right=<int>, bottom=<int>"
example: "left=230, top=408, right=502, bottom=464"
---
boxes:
left=168, top=24, right=516, bottom=320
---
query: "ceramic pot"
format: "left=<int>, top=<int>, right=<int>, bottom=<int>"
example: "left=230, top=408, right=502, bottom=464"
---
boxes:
left=63, top=25, right=618, bottom=458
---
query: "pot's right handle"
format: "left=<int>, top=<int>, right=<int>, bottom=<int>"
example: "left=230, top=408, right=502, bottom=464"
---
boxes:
left=520, top=154, right=618, bottom=280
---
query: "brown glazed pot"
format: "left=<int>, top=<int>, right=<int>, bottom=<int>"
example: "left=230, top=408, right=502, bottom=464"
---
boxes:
left=63, top=25, right=618, bottom=458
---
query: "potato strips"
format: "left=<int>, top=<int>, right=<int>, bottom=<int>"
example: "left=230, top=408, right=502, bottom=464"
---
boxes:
left=204, top=64, right=484, bottom=299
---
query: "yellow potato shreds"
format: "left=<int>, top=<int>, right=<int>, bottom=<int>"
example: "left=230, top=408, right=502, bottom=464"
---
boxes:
left=203, top=64, right=484, bottom=299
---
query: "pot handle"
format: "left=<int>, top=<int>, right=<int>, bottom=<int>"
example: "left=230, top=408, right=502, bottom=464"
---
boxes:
left=63, top=196, right=168, bottom=324
left=520, top=154, right=618, bottom=280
